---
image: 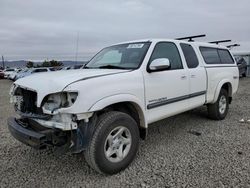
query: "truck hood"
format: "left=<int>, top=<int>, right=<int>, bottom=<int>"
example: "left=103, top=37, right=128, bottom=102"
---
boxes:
left=15, top=69, right=128, bottom=91
left=14, top=69, right=129, bottom=105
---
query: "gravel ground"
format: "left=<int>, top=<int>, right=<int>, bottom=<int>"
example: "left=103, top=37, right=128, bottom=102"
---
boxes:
left=0, top=78, right=250, bottom=188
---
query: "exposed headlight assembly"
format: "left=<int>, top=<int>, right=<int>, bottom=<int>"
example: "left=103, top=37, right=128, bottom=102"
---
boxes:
left=42, top=92, right=78, bottom=113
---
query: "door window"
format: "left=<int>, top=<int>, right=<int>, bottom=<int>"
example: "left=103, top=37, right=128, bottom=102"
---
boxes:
left=149, top=42, right=183, bottom=70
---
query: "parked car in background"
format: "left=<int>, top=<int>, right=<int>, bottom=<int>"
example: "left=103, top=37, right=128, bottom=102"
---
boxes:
left=9, top=69, right=22, bottom=81
left=235, top=57, right=247, bottom=77
left=14, top=67, right=53, bottom=80
left=3, top=68, right=16, bottom=79
left=13, top=69, right=29, bottom=81
left=51, top=66, right=63, bottom=71
left=0, top=70, right=4, bottom=79
left=62, top=66, right=71, bottom=70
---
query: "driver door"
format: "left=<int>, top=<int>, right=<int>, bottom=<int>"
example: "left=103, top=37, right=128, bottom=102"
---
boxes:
left=143, top=42, right=189, bottom=123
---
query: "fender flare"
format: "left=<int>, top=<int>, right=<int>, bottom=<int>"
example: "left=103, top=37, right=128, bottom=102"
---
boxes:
left=212, top=79, right=232, bottom=104
left=88, top=94, right=147, bottom=128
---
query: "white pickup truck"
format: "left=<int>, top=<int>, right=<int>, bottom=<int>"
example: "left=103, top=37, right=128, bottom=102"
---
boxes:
left=8, top=39, right=239, bottom=174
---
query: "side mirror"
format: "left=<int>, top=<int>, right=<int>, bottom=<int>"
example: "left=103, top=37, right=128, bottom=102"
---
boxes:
left=149, top=58, right=170, bottom=72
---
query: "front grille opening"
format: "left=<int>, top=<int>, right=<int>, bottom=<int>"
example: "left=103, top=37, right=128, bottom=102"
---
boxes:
left=14, top=87, right=42, bottom=114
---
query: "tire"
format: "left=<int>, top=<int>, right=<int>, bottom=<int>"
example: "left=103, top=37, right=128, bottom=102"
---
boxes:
left=84, top=111, right=140, bottom=174
left=242, top=72, right=246, bottom=77
left=207, top=88, right=229, bottom=120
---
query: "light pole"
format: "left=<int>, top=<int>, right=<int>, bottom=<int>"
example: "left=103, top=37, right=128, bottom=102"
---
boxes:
left=1, top=55, right=5, bottom=69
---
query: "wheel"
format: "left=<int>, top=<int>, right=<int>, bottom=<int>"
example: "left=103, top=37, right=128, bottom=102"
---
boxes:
left=242, top=72, right=246, bottom=77
left=207, top=88, right=229, bottom=120
left=84, top=111, right=140, bottom=174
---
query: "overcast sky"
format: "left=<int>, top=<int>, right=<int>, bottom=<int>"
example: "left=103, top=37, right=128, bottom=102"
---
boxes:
left=1, top=0, right=250, bottom=61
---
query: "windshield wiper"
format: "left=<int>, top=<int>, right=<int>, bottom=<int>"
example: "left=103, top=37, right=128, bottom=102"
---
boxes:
left=98, top=65, right=127, bottom=69
left=82, top=64, right=91, bottom=69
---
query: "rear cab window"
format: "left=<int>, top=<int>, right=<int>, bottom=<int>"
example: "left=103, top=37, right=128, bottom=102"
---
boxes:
left=199, top=47, right=235, bottom=64
left=180, top=43, right=199, bottom=68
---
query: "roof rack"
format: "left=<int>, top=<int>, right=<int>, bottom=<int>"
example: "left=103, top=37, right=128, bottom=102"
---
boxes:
left=227, top=44, right=240, bottom=48
left=175, top=34, right=206, bottom=42
left=209, top=40, right=232, bottom=44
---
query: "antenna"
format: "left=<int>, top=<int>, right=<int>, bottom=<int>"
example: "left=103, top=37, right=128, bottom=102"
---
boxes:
left=75, top=32, right=79, bottom=65
left=1, top=55, right=5, bottom=69
left=176, top=34, right=206, bottom=42
left=227, top=44, right=240, bottom=49
left=209, top=40, right=231, bottom=44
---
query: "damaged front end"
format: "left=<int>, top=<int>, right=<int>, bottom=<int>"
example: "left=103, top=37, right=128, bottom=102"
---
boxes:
left=8, top=85, right=94, bottom=153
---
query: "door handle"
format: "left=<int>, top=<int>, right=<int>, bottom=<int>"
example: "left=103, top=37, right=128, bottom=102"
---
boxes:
left=233, top=76, right=238, bottom=79
left=181, top=75, right=187, bottom=79
left=191, top=75, right=196, bottom=78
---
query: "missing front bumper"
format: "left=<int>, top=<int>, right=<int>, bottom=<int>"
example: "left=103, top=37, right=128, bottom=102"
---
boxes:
left=7, top=116, right=96, bottom=153
left=8, top=117, right=68, bottom=149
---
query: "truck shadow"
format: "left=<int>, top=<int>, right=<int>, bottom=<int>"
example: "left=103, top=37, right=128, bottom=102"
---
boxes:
left=147, top=105, right=208, bottom=138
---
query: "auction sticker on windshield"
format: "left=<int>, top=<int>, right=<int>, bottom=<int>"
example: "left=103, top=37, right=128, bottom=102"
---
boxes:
left=127, top=43, right=144, bottom=48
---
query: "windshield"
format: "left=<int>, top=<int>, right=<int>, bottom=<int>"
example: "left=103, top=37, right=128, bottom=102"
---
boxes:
left=85, top=42, right=151, bottom=69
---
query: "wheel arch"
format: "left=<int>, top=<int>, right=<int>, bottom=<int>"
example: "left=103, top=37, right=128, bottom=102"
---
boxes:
left=88, top=94, right=147, bottom=139
left=212, top=80, right=233, bottom=104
